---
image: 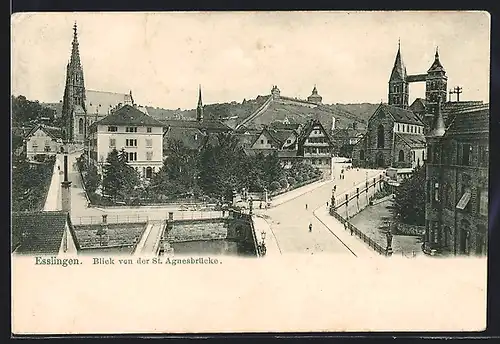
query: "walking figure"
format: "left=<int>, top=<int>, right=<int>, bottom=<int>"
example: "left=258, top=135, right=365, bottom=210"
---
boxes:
left=305, top=204, right=308, bottom=210
left=309, top=223, right=313, bottom=232
left=326, top=201, right=329, bottom=208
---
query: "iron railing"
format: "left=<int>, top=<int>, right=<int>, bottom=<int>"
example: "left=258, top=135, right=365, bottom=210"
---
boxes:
left=329, top=208, right=389, bottom=256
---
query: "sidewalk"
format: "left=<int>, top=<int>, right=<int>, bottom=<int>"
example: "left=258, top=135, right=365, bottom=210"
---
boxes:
left=269, top=178, right=334, bottom=208
left=252, top=215, right=282, bottom=256
left=313, top=207, right=378, bottom=258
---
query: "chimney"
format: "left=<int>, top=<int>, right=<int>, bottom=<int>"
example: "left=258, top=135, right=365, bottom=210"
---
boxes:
left=61, top=147, right=72, bottom=214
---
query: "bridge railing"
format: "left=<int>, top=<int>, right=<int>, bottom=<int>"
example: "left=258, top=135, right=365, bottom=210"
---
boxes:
left=329, top=209, right=389, bottom=256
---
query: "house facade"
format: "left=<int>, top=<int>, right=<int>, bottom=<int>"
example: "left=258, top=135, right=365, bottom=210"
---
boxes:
left=423, top=101, right=489, bottom=256
left=352, top=103, right=426, bottom=169
left=24, top=124, right=64, bottom=161
left=88, top=105, right=164, bottom=179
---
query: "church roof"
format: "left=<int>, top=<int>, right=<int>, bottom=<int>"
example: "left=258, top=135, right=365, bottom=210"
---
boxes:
left=95, top=105, right=164, bottom=127
left=373, top=104, right=423, bottom=126
left=11, top=211, right=80, bottom=254
left=396, top=133, right=426, bottom=148
left=389, top=46, right=407, bottom=81
left=85, top=90, right=133, bottom=115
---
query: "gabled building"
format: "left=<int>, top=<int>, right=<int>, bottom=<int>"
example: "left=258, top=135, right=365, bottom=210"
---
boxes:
left=423, top=99, right=489, bottom=256
left=352, top=103, right=425, bottom=169
left=88, top=104, right=165, bottom=179
left=24, top=124, right=64, bottom=161
left=11, top=211, right=80, bottom=255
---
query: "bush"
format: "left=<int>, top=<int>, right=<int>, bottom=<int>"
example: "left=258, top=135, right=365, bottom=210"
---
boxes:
left=269, top=181, right=281, bottom=191
left=279, top=178, right=288, bottom=189
left=295, top=174, right=303, bottom=183
left=287, top=177, right=296, bottom=186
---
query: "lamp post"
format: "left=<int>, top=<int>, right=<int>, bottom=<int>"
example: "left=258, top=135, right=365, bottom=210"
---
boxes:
left=260, top=231, right=267, bottom=256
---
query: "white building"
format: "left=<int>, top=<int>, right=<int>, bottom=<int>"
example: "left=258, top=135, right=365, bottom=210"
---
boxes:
left=88, top=105, right=164, bottom=179
left=24, top=124, right=64, bottom=161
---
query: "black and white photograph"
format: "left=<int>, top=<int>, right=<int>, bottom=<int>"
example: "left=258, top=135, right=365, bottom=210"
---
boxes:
left=11, top=11, right=490, bottom=334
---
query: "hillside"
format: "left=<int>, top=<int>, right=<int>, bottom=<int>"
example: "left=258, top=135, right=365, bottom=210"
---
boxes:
left=334, top=103, right=380, bottom=123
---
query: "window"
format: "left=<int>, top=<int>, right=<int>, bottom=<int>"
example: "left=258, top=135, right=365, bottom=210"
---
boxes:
left=360, top=150, right=365, bottom=160
left=78, top=118, right=84, bottom=135
left=479, top=189, right=488, bottom=216
left=147, top=127, right=152, bottom=133
left=286, top=139, right=291, bottom=144
left=126, top=127, right=138, bottom=133
left=109, top=138, right=116, bottom=148
left=146, top=151, right=153, bottom=161
left=44, top=146, right=51, bottom=152
left=411, top=151, right=415, bottom=162
left=32, top=144, right=38, bottom=152
left=146, top=139, right=152, bottom=147
left=479, top=145, right=489, bottom=167
left=398, top=150, right=404, bottom=162
left=146, top=167, right=153, bottom=179
left=461, top=144, right=472, bottom=166
left=126, top=152, right=137, bottom=162
left=410, top=126, right=413, bottom=133
left=260, top=139, right=264, bottom=144
left=108, top=126, right=117, bottom=132
left=397, top=124, right=400, bottom=132
left=377, top=124, right=385, bottom=148
left=444, top=183, right=453, bottom=210
left=427, top=180, right=431, bottom=202
left=434, top=182, right=440, bottom=202
left=126, top=139, right=137, bottom=147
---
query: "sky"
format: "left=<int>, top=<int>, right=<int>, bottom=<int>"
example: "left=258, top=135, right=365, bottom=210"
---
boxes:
left=11, top=11, right=490, bottom=110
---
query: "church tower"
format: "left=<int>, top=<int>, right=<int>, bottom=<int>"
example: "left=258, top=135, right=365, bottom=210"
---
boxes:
left=61, top=22, right=86, bottom=143
left=425, top=47, right=447, bottom=115
left=388, top=41, right=409, bottom=109
left=196, top=85, right=204, bottom=122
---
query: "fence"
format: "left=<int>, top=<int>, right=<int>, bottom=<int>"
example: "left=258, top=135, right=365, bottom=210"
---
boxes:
left=329, top=208, right=389, bottom=256
left=169, top=210, right=230, bottom=221
left=74, top=214, right=150, bottom=225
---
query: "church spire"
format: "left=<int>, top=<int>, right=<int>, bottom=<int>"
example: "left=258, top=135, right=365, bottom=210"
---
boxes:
left=70, top=21, right=81, bottom=67
left=197, top=85, right=203, bottom=122
left=390, top=40, right=407, bottom=81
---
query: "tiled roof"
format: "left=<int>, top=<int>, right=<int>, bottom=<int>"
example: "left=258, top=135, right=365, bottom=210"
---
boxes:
left=11, top=211, right=80, bottom=254
left=25, top=124, right=63, bottom=141
left=161, top=119, right=230, bottom=131
left=376, top=104, right=423, bottom=125
left=395, top=133, right=426, bottom=148
left=86, top=90, right=133, bottom=115
left=234, top=133, right=260, bottom=149
left=164, top=127, right=207, bottom=151
left=95, top=105, right=164, bottom=127
left=445, top=108, right=489, bottom=136
left=269, top=122, right=301, bottom=130
left=266, top=128, right=295, bottom=146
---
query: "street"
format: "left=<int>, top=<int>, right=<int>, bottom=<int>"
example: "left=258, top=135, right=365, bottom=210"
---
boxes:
left=260, top=168, right=381, bottom=255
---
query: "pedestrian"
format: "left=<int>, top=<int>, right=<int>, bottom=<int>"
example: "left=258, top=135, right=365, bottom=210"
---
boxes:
left=309, top=223, right=313, bottom=232
left=326, top=201, right=329, bottom=208
left=305, top=203, right=308, bottom=210
left=259, top=202, right=262, bottom=209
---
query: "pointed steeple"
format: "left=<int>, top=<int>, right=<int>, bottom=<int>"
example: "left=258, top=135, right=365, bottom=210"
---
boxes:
left=428, top=46, right=445, bottom=73
left=70, top=21, right=81, bottom=67
left=197, top=85, right=203, bottom=122
left=427, top=96, right=446, bottom=137
left=312, top=84, right=318, bottom=94
left=389, top=40, right=407, bottom=81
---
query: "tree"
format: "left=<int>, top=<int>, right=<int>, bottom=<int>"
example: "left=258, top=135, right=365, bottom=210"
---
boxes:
left=102, top=149, right=122, bottom=201
left=393, top=164, right=426, bottom=225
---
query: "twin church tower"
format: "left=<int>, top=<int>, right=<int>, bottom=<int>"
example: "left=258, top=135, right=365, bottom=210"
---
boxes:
left=388, top=41, right=447, bottom=115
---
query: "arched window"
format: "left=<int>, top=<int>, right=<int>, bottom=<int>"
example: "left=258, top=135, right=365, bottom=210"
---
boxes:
left=146, top=166, right=153, bottom=179
left=398, top=150, right=404, bottom=162
left=377, top=125, right=385, bottom=148
left=360, top=150, right=365, bottom=161
left=78, top=118, right=84, bottom=135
